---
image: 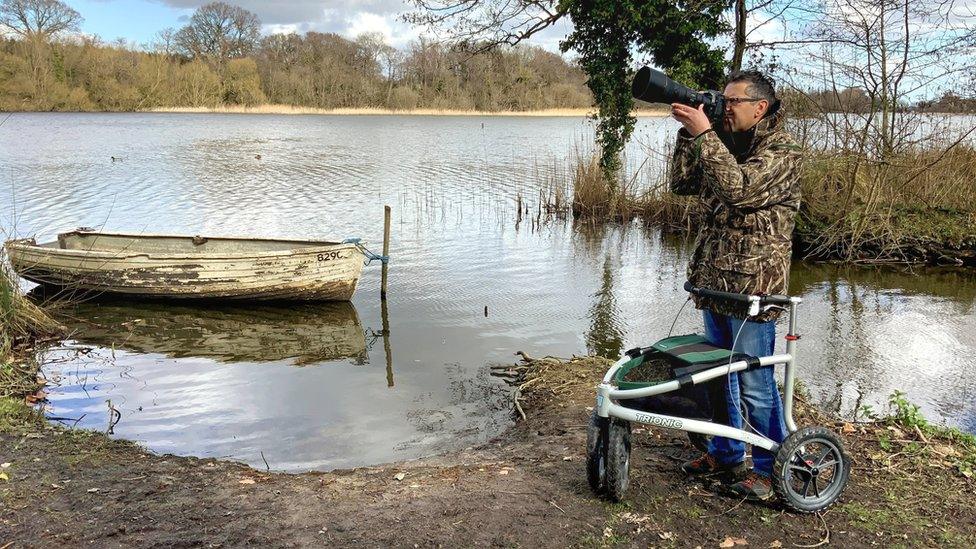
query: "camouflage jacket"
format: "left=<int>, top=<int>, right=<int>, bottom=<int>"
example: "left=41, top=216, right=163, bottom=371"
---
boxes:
left=668, top=108, right=802, bottom=322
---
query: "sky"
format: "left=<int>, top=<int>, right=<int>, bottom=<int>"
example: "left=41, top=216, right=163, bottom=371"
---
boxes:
left=65, top=0, right=572, bottom=51
left=58, top=0, right=975, bottom=100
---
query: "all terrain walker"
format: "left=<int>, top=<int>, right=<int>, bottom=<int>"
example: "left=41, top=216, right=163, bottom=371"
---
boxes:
left=587, top=281, right=851, bottom=512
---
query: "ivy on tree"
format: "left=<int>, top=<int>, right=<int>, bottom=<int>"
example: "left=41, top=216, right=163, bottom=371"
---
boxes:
left=408, top=0, right=730, bottom=186
left=561, top=0, right=728, bottom=184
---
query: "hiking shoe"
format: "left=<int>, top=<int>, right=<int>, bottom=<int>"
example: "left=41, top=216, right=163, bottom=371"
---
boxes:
left=681, top=453, right=746, bottom=476
left=727, top=471, right=774, bottom=501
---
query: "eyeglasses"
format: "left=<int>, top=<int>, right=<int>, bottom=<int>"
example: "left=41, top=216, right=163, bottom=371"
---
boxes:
left=725, top=96, right=764, bottom=106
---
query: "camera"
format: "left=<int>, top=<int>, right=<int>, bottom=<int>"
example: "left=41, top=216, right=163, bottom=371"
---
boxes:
left=631, top=67, right=726, bottom=126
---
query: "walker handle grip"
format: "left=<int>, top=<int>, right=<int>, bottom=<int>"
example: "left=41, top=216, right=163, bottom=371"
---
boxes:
left=683, top=281, right=754, bottom=303
left=761, top=294, right=792, bottom=306
left=683, top=281, right=792, bottom=306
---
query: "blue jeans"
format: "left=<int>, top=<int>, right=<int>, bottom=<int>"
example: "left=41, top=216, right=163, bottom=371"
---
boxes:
left=703, top=310, right=787, bottom=476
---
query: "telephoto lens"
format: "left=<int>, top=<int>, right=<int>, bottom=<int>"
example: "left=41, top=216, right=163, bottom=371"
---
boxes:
left=631, top=67, right=726, bottom=125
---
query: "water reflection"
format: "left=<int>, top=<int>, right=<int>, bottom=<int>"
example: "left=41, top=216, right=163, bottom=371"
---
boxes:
left=5, top=113, right=975, bottom=467
left=586, top=255, right=625, bottom=358
left=52, top=299, right=368, bottom=365
left=789, top=263, right=976, bottom=427
left=380, top=297, right=394, bottom=387
left=792, top=263, right=976, bottom=307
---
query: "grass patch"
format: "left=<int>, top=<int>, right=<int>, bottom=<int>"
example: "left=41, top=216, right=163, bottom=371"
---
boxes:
left=0, top=244, right=64, bottom=437
left=0, top=396, right=41, bottom=432
left=579, top=501, right=633, bottom=548
left=0, top=360, right=44, bottom=400
left=845, top=389, right=976, bottom=544
left=881, top=390, right=976, bottom=475
left=838, top=500, right=910, bottom=533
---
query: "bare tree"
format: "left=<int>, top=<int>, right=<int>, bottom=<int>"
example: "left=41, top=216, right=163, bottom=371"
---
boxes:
left=0, top=0, right=82, bottom=41
left=150, top=27, right=178, bottom=56
left=353, top=32, right=402, bottom=102
left=174, top=1, right=261, bottom=65
left=354, top=32, right=387, bottom=76
left=788, top=0, right=974, bottom=152
left=746, top=0, right=976, bottom=261
left=378, top=42, right=404, bottom=103
left=404, top=0, right=564, bottom=52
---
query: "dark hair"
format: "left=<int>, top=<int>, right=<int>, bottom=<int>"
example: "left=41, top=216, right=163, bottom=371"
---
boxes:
left=727, top=70, right=777, bottom=102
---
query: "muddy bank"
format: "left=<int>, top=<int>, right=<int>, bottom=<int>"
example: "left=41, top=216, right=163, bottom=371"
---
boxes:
left=2, top=354, right=974, bottom=548
left=794, top=208, right=976, bottom=267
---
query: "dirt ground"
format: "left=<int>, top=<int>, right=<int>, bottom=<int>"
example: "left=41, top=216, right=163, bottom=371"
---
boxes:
left=2, top=355, right=974, bottom=548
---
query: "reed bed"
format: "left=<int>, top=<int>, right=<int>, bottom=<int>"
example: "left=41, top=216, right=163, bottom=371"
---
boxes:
left=798, top=142, right=976, bottom=263
left=559, top=135, right=976, bottom=264
left=564, top=143, right=697, bottom=229
left=0, top=246, right=62, bottom=366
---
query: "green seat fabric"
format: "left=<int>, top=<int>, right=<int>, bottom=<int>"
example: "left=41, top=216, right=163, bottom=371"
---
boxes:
left=650, top=334, right=707, bottom=352
left=651, top=334, right=745, bottom=368
left=614, top=334, right=756, bottom=389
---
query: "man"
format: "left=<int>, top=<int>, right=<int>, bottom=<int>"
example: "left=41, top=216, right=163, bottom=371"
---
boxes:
left=667, top=71, right=802, bottom=500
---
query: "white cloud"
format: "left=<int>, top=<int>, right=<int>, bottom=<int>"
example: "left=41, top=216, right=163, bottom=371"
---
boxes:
left=156, top=0, right=408, bottom=28
left=263, top=23, right=305, bottom=36
left=521, top=15, right=572, bottom=54
left=345, top=12, right=424, bottom=48
left=345, top=12, right=392, bottom=40
left=745, top=11, right=789, bottom=45
left=157, top=0, right=572, bottom=53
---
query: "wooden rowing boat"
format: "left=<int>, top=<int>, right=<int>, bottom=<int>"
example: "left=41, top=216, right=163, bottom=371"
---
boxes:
left=4, top=229, right=366, bottom=301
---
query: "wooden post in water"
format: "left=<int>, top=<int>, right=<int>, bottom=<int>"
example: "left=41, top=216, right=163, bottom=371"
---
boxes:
left=381, top=205, right=391, bottom=300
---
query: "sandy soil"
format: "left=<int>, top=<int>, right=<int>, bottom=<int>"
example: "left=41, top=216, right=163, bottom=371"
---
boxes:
left=1, top=355, right=973, bottom=548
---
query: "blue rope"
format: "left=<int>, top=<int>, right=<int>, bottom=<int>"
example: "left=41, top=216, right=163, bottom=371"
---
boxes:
left=343, top=238, right=388, bottom=266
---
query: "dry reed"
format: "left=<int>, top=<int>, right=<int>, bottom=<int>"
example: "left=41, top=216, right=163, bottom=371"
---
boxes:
left=562, top=133, right=976, bottom=264
left=1, top=246, right=62, bottom=364
left=798, top=142, right=976, bottom=263
left=567, top=143, right=698, bottom=228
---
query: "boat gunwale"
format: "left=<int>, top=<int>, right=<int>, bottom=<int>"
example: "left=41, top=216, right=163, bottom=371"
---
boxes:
left=4, top=231, right=365, bottom=263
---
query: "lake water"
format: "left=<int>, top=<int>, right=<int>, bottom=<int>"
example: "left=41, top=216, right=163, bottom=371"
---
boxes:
left=2, top=112, right=974, bottom=471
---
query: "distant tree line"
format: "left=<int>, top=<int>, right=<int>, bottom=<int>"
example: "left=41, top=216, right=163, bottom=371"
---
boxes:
left=779, top=88, right=976, bottom=116
left=914, top=93, right=976, bottom=114
left=0, top=0, right=591, bottom=111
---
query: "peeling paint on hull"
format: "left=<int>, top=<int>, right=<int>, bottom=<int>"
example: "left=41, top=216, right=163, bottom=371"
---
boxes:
left=4, top=230, right=366, bottom=301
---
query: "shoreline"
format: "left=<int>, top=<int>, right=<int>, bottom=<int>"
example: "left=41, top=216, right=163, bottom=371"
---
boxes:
left=2, top=105, right=670, bottom=117
left=5, top=106, right=971, bottom=117
left=149, top=105, right=670, bottom=117
left=5, top=106, right=970, bottom=117
left=2, top=351, right=974, bottom=546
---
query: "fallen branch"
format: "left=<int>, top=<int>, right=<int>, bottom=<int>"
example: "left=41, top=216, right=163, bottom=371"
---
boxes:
left=514, top=394, right=527, bottom=422
left=913, top=425, right=929, bottom=444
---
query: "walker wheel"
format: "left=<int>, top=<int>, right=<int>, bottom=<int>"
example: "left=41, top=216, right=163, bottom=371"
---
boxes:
left=772, top=426, right=850, bottom=513
left=586, top=411, right=608, bottom=495
left=604, top=417, right=631, bottom=502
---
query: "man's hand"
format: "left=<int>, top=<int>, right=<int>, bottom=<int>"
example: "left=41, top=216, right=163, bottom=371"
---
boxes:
left=670, top=103, right=711, bottom=137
